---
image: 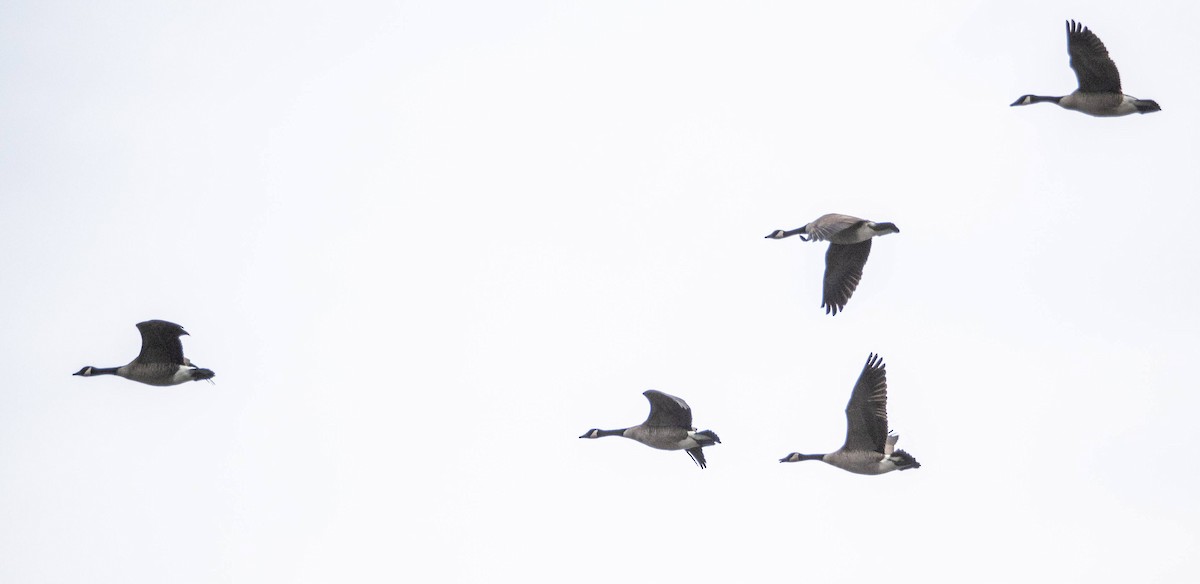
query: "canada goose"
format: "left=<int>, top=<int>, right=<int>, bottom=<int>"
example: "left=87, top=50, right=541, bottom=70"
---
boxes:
left=1011, top=20, right=1160, bottom=117
left=74, top=320, right=215, bottom=386
left=579, top=390, right=721, bottom=469
left=779, top=353, right=919, bottom=475
left=765, top=213, right=899, bottom=315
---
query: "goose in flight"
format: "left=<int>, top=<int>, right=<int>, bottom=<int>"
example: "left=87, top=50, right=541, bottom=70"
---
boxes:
left=580, top=390, right=721, bottom=469
left=74, top=320, right=216, bottom=386
left=1011, top=20, right=1160, bottom=116
left=779, top=353, right=920, bottom=475
left=766, top=213, right=899, bottom=315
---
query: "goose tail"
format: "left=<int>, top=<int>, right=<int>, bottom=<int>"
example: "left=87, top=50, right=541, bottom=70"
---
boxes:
left=189, top=368, right=216, bottom=383
left=694, top=429, right=721, bottom=445
left=1134, top=99, right=1161, bottom=114
left=891, top=449, right=921, bottom=471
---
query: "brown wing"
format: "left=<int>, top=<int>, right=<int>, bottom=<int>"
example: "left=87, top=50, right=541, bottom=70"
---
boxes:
left=822, top=240, right=872, bottom=316
left=806, top=214, right=866, bottom=242
left=842, top=353, right=890, bottom=453
left=1067, top=20, right=1122, bottom=93
left=642, top=390, right=694, bottom=429
left=133, top=320, right=188, bottom=365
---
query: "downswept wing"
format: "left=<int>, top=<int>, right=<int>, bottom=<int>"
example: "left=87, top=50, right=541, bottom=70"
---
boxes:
left=133, top=320, right=188, bottom=365
left=842, top=353, right=890, bottom=454
left=806, top=214, right=866, bottom=242
left=1067, top=20, right=1122, bottom=93
left=822, top=239, right=872, bottom=315
left=642, top=390, right=694, bottom=429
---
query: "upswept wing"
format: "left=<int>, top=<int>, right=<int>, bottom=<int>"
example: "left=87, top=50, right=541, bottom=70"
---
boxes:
left=642, top=390, right=694, bottom=429
left=822, top=240, right=872, bottom=315
left=842, top=353, right=890, bottom=453
left=133, top=320, right=188, bottom=365
left=1067, top=20, right=1122, bottom=93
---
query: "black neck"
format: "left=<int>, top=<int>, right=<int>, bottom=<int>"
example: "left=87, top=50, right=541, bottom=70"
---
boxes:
left=797, top=453, right=825, bottom=461
left=770, top=227, right=809, bottom=241
left=92, top=367, right=120, bottom=375
left=594, top=428, right=626, bottom=437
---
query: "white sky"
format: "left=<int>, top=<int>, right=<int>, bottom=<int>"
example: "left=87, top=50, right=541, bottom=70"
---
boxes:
left=2, top=1, right=1198, bottom=582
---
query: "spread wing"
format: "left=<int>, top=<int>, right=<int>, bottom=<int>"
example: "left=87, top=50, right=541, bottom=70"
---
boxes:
left=133, top=320, right=188, bottom=365
left=806, top=214, right=866, bottom=242
left=843, top=353, right=890, bottom=453
left=822, top=240, right=872, bottom=316
left=642, top=390, right=694, bottom=429
left=1067, top=20, right=1122, bottom=93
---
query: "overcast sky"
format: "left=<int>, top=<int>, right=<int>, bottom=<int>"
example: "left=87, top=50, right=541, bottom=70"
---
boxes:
left=2, top=1, right=1198, bottom=582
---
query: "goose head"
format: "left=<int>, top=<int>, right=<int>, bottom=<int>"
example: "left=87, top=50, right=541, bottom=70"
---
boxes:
left=1010, top=95, right=1060, bottom=107
left=779, top=452, right=823, bottom=463
left=764, top=229, right=810, bottom=241
left=73, top=366, right=97, bottom=376
left=579, top=429, right=602, bottom=439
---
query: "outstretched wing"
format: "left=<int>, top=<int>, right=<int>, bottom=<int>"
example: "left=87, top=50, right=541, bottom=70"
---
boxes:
left=642, top=390, right=694, bottom=429
left=1067, top=20, right=1122, bottom=93
left=843, top=353, right=890, bottom=453
left=133, top=320, right=188, bottom=365
left=822, top=240, right=872, bottom=316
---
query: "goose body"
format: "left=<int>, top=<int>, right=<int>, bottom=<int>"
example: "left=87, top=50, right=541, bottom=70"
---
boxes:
left=579, top=390, right=721, bottom=469
left=1011, top=20, right=1160, bottom=117
left=766, top=213, right=899, bottom=316
left=74, top=320, right=216, bottom=387
left=779, top=353, right=919, bottom=475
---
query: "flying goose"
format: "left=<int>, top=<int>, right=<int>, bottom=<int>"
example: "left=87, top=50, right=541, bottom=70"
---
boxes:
left=579, top=390, right=721, bottom=469
left=765, top=213, right=899, bottom=315
left=779, top=353, right=920, bottom=475
left=1011, top=20, right=1160, bottom=116
left=74, top=320, right=216, bottom=386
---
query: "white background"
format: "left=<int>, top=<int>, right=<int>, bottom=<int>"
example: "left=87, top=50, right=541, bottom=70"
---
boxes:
left=2, top=1, right=1197, bottom=582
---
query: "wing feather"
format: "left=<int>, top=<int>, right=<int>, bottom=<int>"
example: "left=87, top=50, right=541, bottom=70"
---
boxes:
left=806, top=214, right=866, bottom=242
left=133, top=320, right=188, bottom=365
left=1067, top=20, right=1122, bottom=93
left=642, top=390, right=694, bottom=429
left=843, top=353, right=890, bottom=453
left=822, top=240, right=872, bottom=316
